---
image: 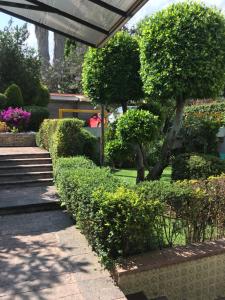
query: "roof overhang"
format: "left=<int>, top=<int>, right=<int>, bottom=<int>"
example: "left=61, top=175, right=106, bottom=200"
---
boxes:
left=0, top=0, right=148, bottom=47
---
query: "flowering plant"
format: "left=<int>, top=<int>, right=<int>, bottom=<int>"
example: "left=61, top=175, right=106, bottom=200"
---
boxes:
left=0, top=107, right=31, bottom=132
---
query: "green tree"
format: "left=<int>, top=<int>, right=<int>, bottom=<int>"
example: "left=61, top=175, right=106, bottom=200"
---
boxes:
left=82, top=30, right=143, bottom=112
left=117, top=109, right=159, bottom=182
left=34, top=84, right=50, bottom=107
left=139, top=2, right=225, bottom=180
left=0, top=21, right=41, bottom=105
left=0, top=93, right=7, bottom=109
left=5, top=84, right=24, bottom=107
left=44, top=40, right=87, bottom=93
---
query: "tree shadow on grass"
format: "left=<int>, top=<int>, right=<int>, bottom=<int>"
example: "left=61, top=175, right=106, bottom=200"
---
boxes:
left=0, top=210, right=91, bottom=300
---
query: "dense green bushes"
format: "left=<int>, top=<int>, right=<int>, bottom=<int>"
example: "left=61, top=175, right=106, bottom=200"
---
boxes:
left=185, top=101, right=225, bottom=115
left=34, top=84, right=50, bottom=107
left=37, top=118, right=98, bottom=162
left=172, top=153, right=225, bottom=180
left=5, top=84, right=24, bottom=107
left=0, top=93, right=7, bottom=109
left=24, top=106, right=49, bottom=131
left=55, top=157, right=164, bottom=266
left=55, top=155, right=225, bottom=267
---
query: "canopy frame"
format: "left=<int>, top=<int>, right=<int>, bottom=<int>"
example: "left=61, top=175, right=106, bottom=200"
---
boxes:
left=0, top=0, right=148, bottom=47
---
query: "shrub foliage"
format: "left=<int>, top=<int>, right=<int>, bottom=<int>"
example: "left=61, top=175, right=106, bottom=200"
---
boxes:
left=37, top=118, right=98, bottom=162
left=172, top=153, right=225, bottom=180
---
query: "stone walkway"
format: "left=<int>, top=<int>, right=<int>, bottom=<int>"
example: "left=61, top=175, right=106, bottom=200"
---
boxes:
left=0, top=210, right=125, bottom=300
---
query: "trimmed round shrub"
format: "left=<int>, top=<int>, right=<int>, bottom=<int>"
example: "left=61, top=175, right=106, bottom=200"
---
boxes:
left=37, top=118, right=98, bottom=162
left=35, top=84, right=50, bottom=107
left=24, top=106, right=49, bottom=131
left=105, top=139, right=134, bottom=168
left=5, top=84, right=24, bottom=107
left=0, top=93, right=7, bottom=109
left=172, top=153, right=225, bottom=180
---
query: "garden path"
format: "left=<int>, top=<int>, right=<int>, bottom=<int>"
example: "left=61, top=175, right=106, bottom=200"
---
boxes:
left=0, top=147, right=126, bottom=300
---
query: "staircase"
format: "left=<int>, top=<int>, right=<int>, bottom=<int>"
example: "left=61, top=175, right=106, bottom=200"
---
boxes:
left=0, top=150, right=53, bottom=187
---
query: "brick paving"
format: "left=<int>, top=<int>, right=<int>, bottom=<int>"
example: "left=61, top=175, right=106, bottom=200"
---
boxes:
left=0, top=210, right=126, bottom=299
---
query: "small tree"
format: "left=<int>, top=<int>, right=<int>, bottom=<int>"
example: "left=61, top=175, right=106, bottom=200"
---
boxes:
left=82, top=30, right=143, bottom=112
left=0, top=21, right=41, bottom=105
left=117, top=109, right=159, bottom=183
left=139, top=2, right=225, bottom=180
left=5, top=84, right=24, bottom=107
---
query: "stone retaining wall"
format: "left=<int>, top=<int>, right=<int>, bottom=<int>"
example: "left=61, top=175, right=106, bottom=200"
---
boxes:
left=114, top=239, right=225, bottom=300
left=0, top=132, right=36, bottom=147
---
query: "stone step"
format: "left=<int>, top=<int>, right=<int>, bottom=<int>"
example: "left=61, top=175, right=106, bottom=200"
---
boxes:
left=0, top=157, right=52, bottom=166
left=0, top=185, right=60, bottom=215
left=0, top=171, right=53, bottom=183
left=0, top=202, right=61, bottom=215
left=0, top=152, right=50, bottom=160
left=0, top=178, right=53, bottom=188
left=0, top=164, right=53, bottom=174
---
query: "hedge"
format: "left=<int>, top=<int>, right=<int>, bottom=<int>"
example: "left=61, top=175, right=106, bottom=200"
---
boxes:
left=172, top=153, right=225, bottom=180
left=185, top=101, right=225, bottom=116
left=55, top=156, right=225, bottom=267
left=55, top=157, right=166, bottom=266
left=24, top=106, right=49, bottom=131
left=36, top=118, right=98, bottom=162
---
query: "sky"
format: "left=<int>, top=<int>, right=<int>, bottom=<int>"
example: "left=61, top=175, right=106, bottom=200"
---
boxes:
left=0, top=0, right=225, bottom=56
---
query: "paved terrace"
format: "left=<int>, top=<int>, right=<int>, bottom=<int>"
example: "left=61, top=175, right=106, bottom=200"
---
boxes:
left=0, top=210, right=125, bottom=300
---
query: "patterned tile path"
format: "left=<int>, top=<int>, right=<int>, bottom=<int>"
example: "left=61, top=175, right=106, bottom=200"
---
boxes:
left=0, top=210, right=126, bottom=299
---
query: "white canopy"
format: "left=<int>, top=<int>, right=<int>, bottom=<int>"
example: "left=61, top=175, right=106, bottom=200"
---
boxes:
left=0, top=0, right=147, bottom=47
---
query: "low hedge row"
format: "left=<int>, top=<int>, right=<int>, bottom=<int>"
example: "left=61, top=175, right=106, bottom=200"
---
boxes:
left=36, top=118, right=98, bottom=162
left=172, top=153, right=225, bottom=180
left=55, top=156, right=165, bottom=266
left=185, top=101, right=225, bottom=113
left=55, top=156, right=225, bottom=267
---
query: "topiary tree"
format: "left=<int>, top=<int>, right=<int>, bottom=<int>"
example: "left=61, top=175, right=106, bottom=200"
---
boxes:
left=117, top=109, right=159, bottom=182
left=82, top=30, right=143, bottom=113
left=0, top=93, right=7, bottom=110
left=139, top=2, right=225, bottom=180
left=5, top=84, right=24, bottom=107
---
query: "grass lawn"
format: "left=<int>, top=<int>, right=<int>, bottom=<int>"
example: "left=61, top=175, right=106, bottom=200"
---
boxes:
left=113, top=166, right=172, bottom=185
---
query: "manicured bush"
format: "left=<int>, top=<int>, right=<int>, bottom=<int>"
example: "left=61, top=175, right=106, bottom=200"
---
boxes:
left=55, top=161, right=120, bottom=224
left=90, top=187, right=163, bottom=261
left=36, top=119, right=58, bottom=150
left=172, top=153, right=225, bottom=180
left=185, top=101, right=225, bottom=116
left=37, top=118, right=98, bottom=162
left=24, top=106, right=49, bottom=131
left=5, top=84, right=24, bottom=107
left=54, top=156, right=95, bottom=180
left=55, top=156, right=225, bottom=266
left=55, top=156, right=164, bottom=266
left=0, top=93, right=7, bottom=109
left=181, top=114, right=222, bottom=155
left=105, top=139, right=134, bottom=168
left=34, top=84, right=50, bottom=107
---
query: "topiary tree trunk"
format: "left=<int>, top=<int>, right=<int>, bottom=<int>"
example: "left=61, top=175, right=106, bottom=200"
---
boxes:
left=147, top=97, right=185, bottom=180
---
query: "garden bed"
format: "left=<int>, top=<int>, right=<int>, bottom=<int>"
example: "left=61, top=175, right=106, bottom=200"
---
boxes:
left=0, top=132, right=36, bottom=147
